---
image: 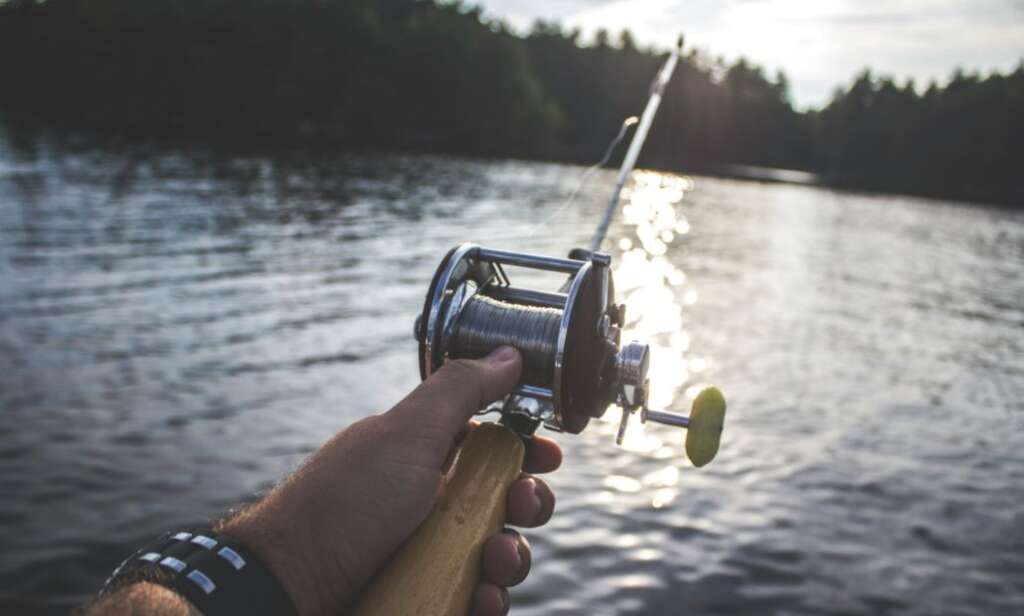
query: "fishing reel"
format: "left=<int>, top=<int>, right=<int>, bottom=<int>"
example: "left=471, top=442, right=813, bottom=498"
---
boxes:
left=414, top=243, right=725, bottom=466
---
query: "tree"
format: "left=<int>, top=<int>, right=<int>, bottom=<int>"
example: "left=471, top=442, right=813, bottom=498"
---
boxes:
left=0, top=0, right=1019, bottom=205
left=619, top=29, right=636, bottom=51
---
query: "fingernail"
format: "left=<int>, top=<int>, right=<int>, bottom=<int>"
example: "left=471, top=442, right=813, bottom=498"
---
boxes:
left=488, top=345, right=519, bottom=364
left=500, top=587, right=511, bottom=615
left=531, top=480, right=550, bottom=525
left=502, top=528, right=523, bottom=566
left=503, top=528, right=531, bottom=585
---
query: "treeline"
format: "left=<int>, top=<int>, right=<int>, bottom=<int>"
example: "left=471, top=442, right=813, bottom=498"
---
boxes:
left=815, top=68, right=1023, bottom=205
left=0, top=0, right=1020, bottom=206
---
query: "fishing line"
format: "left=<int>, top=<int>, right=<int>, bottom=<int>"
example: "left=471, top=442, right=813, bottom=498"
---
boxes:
left=523, top=37, right=683, bottom=251
left=523, top=116, right=639, bottom=239
left=445, top=37, right=682, bottom=270
left=590, top=37, right=683, bottom=252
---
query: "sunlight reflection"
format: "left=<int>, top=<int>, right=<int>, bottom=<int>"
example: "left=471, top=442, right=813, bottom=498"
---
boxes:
left=604, top=474, right=643, bottom=493
left=614, top=534, right=642, bottom=548
left=604, top=170, right=713, bottom=499
left=619, top=420, right=664, bottom=453
left=652, top=446, right=676, bottom=460
left=651, top=488, right=678, bottom=509
left=642, top=465, right=680, bottom=487
left=614, top=170, right=700, bottom=411
left=618, top=573, right=661, bottom=589
left=632, top=548, right=662, bottom=561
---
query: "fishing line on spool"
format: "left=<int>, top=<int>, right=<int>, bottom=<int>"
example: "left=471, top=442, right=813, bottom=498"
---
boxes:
left=449, top=294, right=563, bottom=387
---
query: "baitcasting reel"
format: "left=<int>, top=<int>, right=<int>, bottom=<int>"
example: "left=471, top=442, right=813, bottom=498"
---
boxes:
left=414, top=243, right=725, bottom=467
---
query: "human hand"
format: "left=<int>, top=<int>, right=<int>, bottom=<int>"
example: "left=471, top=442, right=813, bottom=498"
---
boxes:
left=220, top=346, right=561, bottom=616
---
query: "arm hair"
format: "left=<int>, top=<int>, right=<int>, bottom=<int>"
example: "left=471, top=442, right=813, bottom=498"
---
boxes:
left=76, top=582, right=201, bottom=616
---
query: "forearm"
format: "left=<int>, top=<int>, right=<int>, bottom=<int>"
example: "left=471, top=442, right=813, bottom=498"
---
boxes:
left=78, top=350, right=540, bottom=616
left=77, top=582, right=201, bottom=616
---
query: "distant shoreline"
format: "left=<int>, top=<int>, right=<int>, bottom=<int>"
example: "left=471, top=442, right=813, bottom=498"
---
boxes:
left=2, top=1, right=1020, bottom=210
left=2, top=122, right=1018, bottom=212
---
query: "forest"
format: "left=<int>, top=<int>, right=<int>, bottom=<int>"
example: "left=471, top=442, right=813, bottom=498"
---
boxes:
left=0, top=0, right=1020, bottom=206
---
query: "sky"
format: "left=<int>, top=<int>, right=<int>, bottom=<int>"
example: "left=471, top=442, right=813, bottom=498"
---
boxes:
left=473, top=0, right=1024, bottom=108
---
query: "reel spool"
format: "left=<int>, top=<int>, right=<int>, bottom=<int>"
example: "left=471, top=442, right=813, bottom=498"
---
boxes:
left=414, top=243, right=725, bottom=466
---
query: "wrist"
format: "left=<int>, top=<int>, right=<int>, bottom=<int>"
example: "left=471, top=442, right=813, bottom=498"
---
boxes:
left=98, top=526, right=298, bottom=616
left=218, top=506, right=340, bottom=616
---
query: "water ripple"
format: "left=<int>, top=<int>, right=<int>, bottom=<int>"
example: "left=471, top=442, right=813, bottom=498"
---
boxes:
left=1, top=137, right=1023, bottom=615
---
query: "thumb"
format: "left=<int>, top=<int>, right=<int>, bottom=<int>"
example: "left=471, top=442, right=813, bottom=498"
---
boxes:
left=390, top=346, right=522, bottom=439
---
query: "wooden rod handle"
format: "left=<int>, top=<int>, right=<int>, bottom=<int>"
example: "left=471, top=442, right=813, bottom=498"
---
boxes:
left=354, top=423, right=526, bottom=616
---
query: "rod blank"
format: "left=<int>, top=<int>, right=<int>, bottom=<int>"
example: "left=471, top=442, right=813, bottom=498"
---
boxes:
left=589, top=37, right=683, bottom=253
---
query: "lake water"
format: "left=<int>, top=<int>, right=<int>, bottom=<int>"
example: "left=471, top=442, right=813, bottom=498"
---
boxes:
left=1, top=133, right=1023, bottom=615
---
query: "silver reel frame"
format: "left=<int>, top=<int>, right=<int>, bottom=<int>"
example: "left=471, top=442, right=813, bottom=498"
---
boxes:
left=418, top=243, right=602, bottom=432
left=416, top=243, right=704, bottom=445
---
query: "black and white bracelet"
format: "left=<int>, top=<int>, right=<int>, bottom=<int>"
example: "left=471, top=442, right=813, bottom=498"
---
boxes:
left=102, top=527, right=298, bottom=616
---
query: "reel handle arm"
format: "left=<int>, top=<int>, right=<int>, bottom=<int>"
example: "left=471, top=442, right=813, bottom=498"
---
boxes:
left=643, top=407, right=690, bottom=428
left=353, top=423, right=525, bottom=616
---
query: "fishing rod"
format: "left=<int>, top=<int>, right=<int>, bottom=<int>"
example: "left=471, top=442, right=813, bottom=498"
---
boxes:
left=355, top=35, right=726, bottom=616
left=591, top=35, right=684, bottom=252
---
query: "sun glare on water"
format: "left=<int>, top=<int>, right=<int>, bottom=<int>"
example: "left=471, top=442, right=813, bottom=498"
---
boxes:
left=599, top=171, right=709, bottom=474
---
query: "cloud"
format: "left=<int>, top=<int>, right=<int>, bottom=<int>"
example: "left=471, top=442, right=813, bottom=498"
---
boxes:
left=475, top=0, right=1024, bottom=107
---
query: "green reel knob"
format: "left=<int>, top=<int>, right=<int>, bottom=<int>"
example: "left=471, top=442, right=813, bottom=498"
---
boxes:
left=641, top=385, right=727, bottom=467
left=684, top=386, right=726, bottom=467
